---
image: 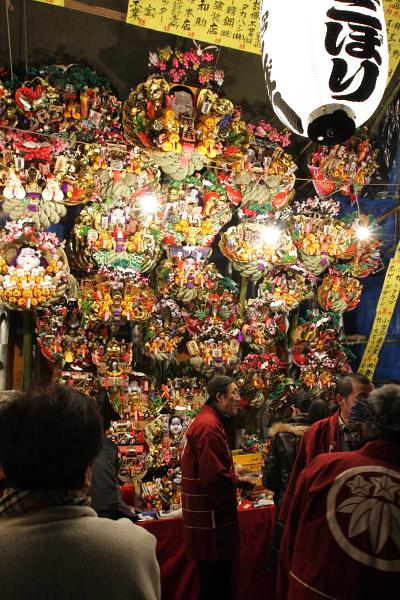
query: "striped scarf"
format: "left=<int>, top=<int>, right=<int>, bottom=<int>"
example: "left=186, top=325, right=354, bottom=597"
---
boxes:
left=0, top=487, right=90, bottom=517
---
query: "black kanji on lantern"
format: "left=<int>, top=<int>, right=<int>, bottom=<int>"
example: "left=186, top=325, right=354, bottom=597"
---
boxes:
left=325, top=0, right=384, bottom=102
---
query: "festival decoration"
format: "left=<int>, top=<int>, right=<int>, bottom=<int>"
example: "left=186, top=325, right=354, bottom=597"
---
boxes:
left=13, top=66, right=125, bottom=143
left=79, top=273, right=157, bottom=324
left=317, top=271, right=363, bottom=312
left=156, top=251, right=220, bottom=304
left=260, top=0, right=388, bottom=144
left=219, top=221, right=297, bottom=282
left=333, top=214, right=383, bottom=278
left=292, top=313, right=353, bottom=395
left=143, top=299, right=185, bottom=362
left=70, top=199, right=162, bottom=272
left=0, top=221, right=70, bottom=309
left=91, top=337, right=133, bottom=388
left=158, top=171, right=239, bottom=247
left=0, top=131, right=69, bottom=227
left=236, top=121, right=296, bottom=216
left=182, top=276, right=240, bottom=337
left=0, top=80, right=17, bottom=127
left=242, top=297, right=288, bottom=352
left=108, top=374, right=155, bottom=419
left=291, top=214, right=355, bottom=274
left=259, top=265, right=315, bottom=311
left=35, top=298, right=97, bottom=369
left=239, top=352, right=286, bottom=407
left=123, top=45, right=250, bottom=178
left=187, top=324, right=241, bottom=379
left=309, top=134, right=379, bottom=198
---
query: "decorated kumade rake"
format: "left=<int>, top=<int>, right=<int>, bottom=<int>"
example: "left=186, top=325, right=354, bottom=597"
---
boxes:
left=123, top=45, right=250, bottom=179
left=78, top=274, right=156, bottom=324
left=156, top=248, right=220, bottom=305
left=143, top=299, right=186, bottom=363
left=259, top=265, right=315, bottom=312
left=0, top=221, right=71, bottom=310
left=291, top=215, right=356, bottom=275
left=13, top=66, right=126, bottom=144
left=108, top=374, right=154, bottom=419
left=238, top=352, right=286, bottom=408
left=237, top=121, right=296, bottom=216
left=317, top=272, right=363, bottom=313
left=70, top=200, right=162, bottom=272
left=186, top=325, right=241, bottom=379
left=242, top=297, right=288, bottom=352
left=35, top=298, right=95, bottom=369
left=219, top=221, right=297, bottom=283
left=291, top=313, right=353, bottom=392
left=308, top=134, right=378, bottom=199
left=158, top=171, right=239, bottom=247
left=0, top=132, right=68, bottom=228
left=91, top=337, right=133, bottom=389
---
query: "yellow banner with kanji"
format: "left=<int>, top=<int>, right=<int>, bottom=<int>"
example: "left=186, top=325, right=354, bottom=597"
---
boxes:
left=384, top=0, right=400, bottom=82
left=359, top=243, right=400, bottom=379
left=126, top=0, right=261, bottom=54
left=126, top=0, right=399, bottom=78
left=34, top=0, right=65, bottom=5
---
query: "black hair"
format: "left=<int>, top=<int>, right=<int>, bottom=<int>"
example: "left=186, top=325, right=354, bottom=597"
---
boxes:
left=0, top=384, right=102, bottom=491
left=309, top=399, right=330, bottom=423
left=291, top=390, right=313, bottom=413
left=207, top=383, right=231, bottom=405
left=337, top=373, right=372, bottom=398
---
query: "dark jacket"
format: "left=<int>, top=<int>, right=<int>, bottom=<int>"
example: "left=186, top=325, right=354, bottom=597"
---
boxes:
left=262, top=415, right=311, bottom=509
left=181, top=404, right=238, bottom=561
left=89, top=436, right=133, bottom=519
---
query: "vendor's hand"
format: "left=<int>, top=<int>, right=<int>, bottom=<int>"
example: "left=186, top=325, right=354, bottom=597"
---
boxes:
left=237, top=475, right=256, bottom=490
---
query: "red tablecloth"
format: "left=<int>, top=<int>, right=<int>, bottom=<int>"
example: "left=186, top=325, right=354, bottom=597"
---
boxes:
left=137, top=506, right=276, bottom=600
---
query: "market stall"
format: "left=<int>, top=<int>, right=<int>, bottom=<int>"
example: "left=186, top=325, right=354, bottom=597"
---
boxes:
left=0, top=29, right=398, bottom=557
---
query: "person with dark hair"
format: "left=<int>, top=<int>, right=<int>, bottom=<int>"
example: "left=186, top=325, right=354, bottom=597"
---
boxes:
left=272, top=373, right=374, bottom=580
left=89, top=399, right=137, bottom=521
left=181, top=375, right=255, bottom=600
left=309, top=398, right=330, bottom=423
left=263, top=391, right=313, bottom=510
left=0, top=384, right=160, bottom=600
left=262, top=391, right=313, bottom=573
left=277, top=383, right=400, bottom=599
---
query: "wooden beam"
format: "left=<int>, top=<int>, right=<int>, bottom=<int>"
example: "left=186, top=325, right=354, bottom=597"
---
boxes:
left=63, top=1, right=126, bottom=22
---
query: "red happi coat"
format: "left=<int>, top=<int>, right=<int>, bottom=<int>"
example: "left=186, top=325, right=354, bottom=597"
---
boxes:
left=181, top=404, right=238, bottom=561
left=278, top=412, right=340, bottom=521
left=277, top=440, right=400, bottom=600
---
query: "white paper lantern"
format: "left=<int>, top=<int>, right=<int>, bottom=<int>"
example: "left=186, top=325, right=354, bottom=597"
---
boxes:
left=260, top=0, right=388, bottom=145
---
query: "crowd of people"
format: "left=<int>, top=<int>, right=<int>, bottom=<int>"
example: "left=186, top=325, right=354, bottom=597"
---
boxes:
left=0, top=374, right=399, bottom=599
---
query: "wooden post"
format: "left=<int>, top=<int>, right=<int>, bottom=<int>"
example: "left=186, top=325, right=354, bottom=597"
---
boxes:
left=239, top=276, right=249, bottom=315
left=22, top=312, right=34, bottom=390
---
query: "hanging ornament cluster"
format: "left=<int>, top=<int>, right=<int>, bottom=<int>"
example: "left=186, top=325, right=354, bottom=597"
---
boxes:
left=309, top=132, right=379, bottom=198
left=0, top=221, right=71, bottom=309
left=292, top=312, right=353, bottom=396
left=0, top=49, right=386, bottom=513
left=123, top=45, right=250, bottom=179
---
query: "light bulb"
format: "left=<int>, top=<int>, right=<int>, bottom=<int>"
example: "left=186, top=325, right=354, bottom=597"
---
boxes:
left=355, top=225, right=371, bottom=241
left=139, top=193, right=159, bottom=214
left=261, top=224, right=281, bottom=247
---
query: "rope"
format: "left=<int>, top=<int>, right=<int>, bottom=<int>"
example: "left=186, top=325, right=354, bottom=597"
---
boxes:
left=4, top=0, right=14, bottom=82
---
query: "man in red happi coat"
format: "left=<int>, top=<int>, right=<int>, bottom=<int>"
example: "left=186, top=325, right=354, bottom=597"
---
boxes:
left=278, top=373, right=373, bottom=522
left=277, top=384, right=400, bottom=599
left=268, top=374, right=373, bottom=574
left=181, top=376, right=255, bottom=600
